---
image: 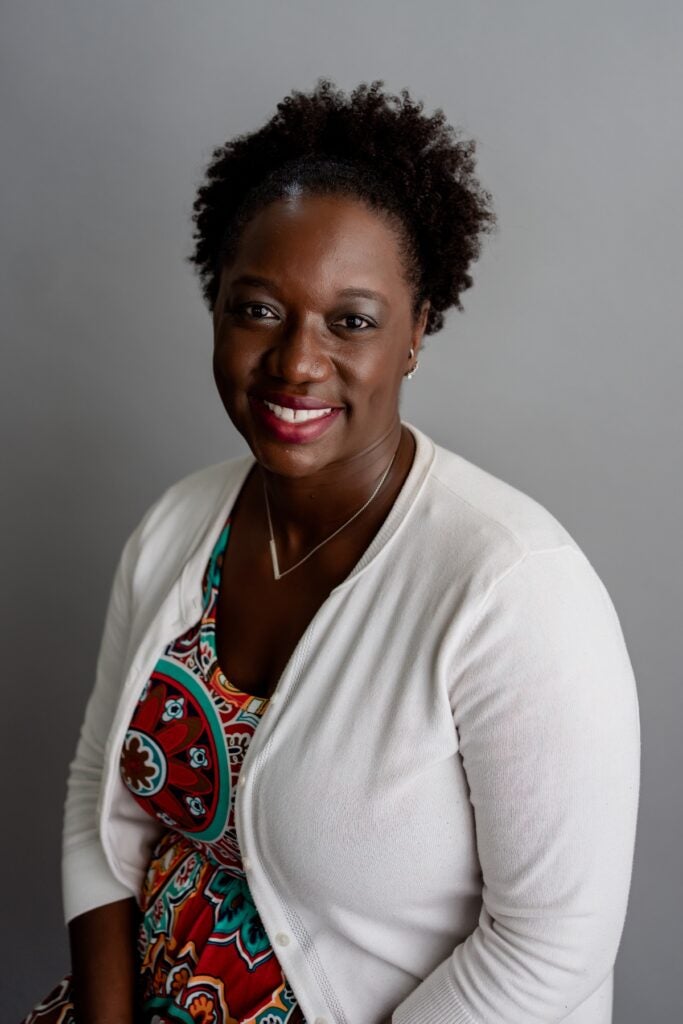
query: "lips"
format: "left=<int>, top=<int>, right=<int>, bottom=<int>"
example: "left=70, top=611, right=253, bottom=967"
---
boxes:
left=248, top=394, right=343, bottom=444
left=253, top=390, right=342, bottom=410
left=260, top=398, right=332, bottom=423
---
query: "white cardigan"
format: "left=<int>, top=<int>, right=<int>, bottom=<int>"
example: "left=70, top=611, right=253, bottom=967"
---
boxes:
left=62, top=421, right=640, bottom=1024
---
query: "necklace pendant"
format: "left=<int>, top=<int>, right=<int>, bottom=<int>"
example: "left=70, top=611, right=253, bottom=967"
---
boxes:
left=269, top=537, right=281, bottom=581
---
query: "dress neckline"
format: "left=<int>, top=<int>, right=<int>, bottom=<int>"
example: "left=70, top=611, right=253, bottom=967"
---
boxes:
left=198, top=514, right=271, bottom=710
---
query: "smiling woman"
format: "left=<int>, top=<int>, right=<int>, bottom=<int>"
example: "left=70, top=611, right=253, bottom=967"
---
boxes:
left=22, top=79, right=639, bottom=1024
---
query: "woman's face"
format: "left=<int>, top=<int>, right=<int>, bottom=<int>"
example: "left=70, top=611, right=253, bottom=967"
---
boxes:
left=212, top=193, right=428, bottom=478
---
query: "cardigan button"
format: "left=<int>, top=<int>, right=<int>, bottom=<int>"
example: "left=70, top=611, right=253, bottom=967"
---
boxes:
left=242, top=856, right=252, bottom=871
left=314, top=1018, right=328, bottom=1024
left=275, top=932, right=290, bottom=947
left=239, top=773, right=247, bottom=787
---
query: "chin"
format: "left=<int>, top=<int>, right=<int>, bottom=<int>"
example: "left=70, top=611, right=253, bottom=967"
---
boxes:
left=249, top=440, right=340, bottom=479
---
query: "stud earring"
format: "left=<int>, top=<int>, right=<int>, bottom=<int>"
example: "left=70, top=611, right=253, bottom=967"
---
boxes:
left=404, top=347, right=419, bottom=380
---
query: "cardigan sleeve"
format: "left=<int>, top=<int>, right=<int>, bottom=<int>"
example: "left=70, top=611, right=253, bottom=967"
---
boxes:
left=391, top=545, right=640, bottom=1024
left=61, top=514, right=148, bottom=924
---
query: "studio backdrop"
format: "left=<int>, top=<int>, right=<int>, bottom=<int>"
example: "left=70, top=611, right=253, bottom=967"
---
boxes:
left=1, top=1, right=681, bottom=1019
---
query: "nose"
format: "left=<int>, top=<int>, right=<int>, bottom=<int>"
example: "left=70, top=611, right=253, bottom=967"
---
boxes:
left=265, top=314, right=330, bottom=384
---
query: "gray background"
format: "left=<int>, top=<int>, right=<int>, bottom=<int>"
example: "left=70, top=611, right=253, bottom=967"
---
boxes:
left=2, top=0, right=680, bottom=1018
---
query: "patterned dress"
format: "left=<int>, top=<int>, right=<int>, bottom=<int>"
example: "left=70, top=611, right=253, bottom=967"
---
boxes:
left=23, top=514, right=306, bottom=1024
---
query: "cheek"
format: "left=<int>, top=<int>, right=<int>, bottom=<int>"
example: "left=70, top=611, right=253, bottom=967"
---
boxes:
left=212, top=342, right=231, bottom=383
left=346, top=346, right=405, bottom=403
left=211, top=343, right=246, bottom=412
left=212, top=332, right=255, bottom=382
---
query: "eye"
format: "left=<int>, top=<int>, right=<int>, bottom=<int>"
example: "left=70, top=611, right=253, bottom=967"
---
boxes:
left=333, top=314, right=375, bottom=331
left=234, top=302, right=279, bottom=321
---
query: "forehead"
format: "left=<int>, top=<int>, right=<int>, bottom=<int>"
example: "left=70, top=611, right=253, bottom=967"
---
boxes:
left=223, top=194, right=409, bottom=295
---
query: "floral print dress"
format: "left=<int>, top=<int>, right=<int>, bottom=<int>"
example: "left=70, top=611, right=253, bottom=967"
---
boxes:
left=23, top=514, right=307, bottom=1024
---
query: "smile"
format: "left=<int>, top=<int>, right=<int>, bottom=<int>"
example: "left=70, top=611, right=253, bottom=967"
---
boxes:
left=249, top=395, right=343, bottom=444
left=261, top=399, right=333, bottom=422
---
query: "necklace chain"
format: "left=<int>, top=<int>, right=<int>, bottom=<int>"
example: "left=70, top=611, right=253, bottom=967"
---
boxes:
left=262, top=442, right=401, bottom=581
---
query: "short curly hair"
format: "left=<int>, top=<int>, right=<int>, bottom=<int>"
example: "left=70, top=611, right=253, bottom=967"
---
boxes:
left=190, top=79, right=496, bottom=335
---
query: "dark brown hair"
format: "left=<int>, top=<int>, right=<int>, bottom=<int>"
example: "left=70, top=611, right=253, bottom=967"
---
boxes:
left=190, top=79, right=496, bottom=335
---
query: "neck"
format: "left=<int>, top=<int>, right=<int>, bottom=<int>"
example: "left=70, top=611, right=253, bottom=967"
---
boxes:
left=257, top=420, right=410, bottom=554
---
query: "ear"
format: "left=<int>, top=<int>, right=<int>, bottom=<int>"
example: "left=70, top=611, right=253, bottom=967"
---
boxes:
left=410, top=299, right=431, bottom=357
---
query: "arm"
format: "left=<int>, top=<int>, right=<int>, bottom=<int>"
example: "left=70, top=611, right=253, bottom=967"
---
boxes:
left=62, top=510, right=159, bottom=1013
left=69, top=898, right=140, bottom=1024
left=62, top=521, right=144, bottom=922
left=391, top=546, right=641, bottom=1024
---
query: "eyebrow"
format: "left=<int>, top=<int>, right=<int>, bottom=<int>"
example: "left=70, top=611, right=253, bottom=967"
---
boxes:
left=230, top=274, right=280, bottom=292
left=336, top=287, right=388, bottom=305
left=230, top=275, right=389, bottom=306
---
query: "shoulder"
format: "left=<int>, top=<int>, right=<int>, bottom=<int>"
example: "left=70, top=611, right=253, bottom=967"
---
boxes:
left=123, top=453, right=253, bottom=591
left=416, top=434, right=585, bottom=589
left=428, top=439, right=576, bottom=556
left=408, top=426, right=609, bottom=613
left=138, top=455, right=251, bottom=536
left=419, top=441, right=636, bottom=703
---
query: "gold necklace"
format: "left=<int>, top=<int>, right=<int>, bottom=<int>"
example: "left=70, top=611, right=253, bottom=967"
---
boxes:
left=262, top=443, right=400, bottom=581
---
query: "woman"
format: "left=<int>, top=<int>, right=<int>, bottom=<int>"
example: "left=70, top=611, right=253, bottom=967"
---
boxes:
left=24, top=80, right=640, bottom=1024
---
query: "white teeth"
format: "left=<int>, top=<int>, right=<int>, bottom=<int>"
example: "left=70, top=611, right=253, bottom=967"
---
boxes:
left=262, top=400, right=332, bottom=423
